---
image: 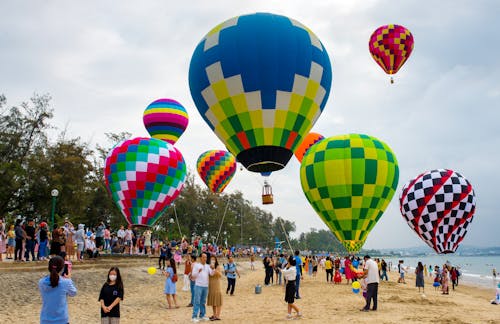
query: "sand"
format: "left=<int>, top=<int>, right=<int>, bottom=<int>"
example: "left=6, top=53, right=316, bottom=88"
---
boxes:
left=0, top=257, right=498, bottom=324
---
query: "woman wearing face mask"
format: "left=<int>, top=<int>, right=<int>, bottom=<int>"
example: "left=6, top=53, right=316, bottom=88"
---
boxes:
left=99, top=267, right=124, bottom=324
left=39, top=255, right=77, bottom=324
left=207, top=255, right=223, bottom=321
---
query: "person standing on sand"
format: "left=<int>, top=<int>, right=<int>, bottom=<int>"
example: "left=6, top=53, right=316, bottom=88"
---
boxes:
left=39, top=256, right=77, bottom=324
left=397, top=260, right=406, bottom=284
left=207, top=255, right=223, bottom=321
left=99, top=266, right=124, bottom=324
left=191, top=252, right=214, bottom=322
left=415, top=262, right=425, bottom=293
left=294, top=250, right=302, bottom=299
left=380, top=259, right=388, bottom=281
left=224, top=256, right=240, bottom=295
left=163, top=258, right=179, bottom=309
left=187, top=255, right=197, bottom=307
left=360, top=255, right=379, bottom=312
left=280, top=255, right=302, bottom=320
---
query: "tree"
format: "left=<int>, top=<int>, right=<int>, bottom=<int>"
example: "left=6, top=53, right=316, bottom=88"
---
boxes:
left=0, top=94, right=53, bottom=216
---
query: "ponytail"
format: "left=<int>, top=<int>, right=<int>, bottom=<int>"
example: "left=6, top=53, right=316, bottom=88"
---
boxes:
left=48, top=256, right=64, bottom=287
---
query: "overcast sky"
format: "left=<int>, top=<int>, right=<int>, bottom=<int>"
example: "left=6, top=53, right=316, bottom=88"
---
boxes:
left=1, top=1, right=498, bottom=250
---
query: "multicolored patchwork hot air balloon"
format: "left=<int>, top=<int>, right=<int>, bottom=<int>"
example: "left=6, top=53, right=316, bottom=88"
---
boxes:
left=197, top=150, right=237, bottom=193
left=189, top=12, right=332, bottom=173
left=399, top=169, right=476, bottom=254
left=294, top=132, right=324, bottom=162
left=369, top=24, right=414, bottom=83
left=104, top=137, right=186, bottom=226
left=143, top=98, right=189, bottom=145
left=300, top=134, right=399, bottom=253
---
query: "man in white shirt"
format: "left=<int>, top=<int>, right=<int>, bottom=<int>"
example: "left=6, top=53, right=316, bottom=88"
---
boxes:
left=361, top=255, right=379, bottom=311
left=190, top=253, right=214, bottom=322
left=117, top=226, right=125, bottom=245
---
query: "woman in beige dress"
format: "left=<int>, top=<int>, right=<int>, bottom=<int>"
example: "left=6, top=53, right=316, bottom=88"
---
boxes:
left=207, top=255, right=223, bottom=320
left=65, top=222, right=75, bottom=260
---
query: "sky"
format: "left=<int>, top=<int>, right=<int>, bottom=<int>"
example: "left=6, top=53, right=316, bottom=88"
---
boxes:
left=1, top=1, right=499, bottom=250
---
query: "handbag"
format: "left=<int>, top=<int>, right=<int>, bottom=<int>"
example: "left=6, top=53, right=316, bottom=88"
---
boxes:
left=172, top=273, right=178, bottom=283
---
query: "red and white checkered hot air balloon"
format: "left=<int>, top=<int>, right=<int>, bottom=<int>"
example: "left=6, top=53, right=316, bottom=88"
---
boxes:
left=399, top=169, right=476, bottom=254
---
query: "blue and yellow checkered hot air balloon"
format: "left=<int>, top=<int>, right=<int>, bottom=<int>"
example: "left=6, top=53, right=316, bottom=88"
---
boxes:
left=189, top=13, right=332, bottom=173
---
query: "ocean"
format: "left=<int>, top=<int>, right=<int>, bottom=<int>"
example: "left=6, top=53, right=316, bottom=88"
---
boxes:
left=382, top=255, right=500, bottom=289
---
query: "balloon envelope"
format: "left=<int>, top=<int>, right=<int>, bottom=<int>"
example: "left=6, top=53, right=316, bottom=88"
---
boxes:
left=143, top=98, right=189, bottom=145
left=294, top=132, right=324, bottom=162
left=197, top=150, right=237, bottom=193
left=104, top=137, right=186, bottom=226
left=300, top=134, right=399, bottom=253
left=189, top=12, right=332, bottom=173
left=399, top=169, right=476, bottom=254
left=369, top=24, right=414, bottom=76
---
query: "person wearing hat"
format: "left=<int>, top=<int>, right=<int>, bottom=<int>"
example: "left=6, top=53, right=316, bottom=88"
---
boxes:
left=360, top=255, right=379, bottom=312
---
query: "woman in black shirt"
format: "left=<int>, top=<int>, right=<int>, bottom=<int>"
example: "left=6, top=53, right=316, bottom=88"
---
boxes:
left=99, top=267, right=124, bottom=324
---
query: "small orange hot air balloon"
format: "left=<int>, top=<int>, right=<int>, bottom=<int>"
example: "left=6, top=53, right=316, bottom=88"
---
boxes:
left=294, top=132, right=324, bottom=162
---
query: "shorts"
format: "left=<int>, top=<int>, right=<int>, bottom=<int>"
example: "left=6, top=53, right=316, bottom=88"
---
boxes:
left=77, top=242, right=84, bottom=252
left=8, top=238, right=15, bottom=246
left=400, top=272, right=405, bottom=279
left=285, top=280, right=296, bottom=304
left=125, top=240, right=132, bottom=246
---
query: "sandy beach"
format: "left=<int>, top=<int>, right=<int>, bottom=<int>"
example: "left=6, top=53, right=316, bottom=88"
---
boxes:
left=0, top=257, right=498, bottom=324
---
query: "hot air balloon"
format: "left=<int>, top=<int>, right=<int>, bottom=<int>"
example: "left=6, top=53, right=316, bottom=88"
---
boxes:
left=369, top=24, right=414, bottom=83
left=197, top=150, right=237, bottom=194
left=104, top=137, right=186, bottom=227
left=294, top=132, right=324, bottom=162
left=189, top=12, right=332, bottom=174
left=143, top=98, right=189, bottom=145
left=300, top=134, right=399, bottom=253
left=399, top=169, right=476, bottom=254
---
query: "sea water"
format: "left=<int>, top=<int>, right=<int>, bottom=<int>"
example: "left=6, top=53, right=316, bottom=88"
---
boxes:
left=382, top=255, right=500, bottom=289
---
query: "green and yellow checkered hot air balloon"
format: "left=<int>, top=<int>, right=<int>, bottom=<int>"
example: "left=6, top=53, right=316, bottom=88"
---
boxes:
left=300, top=134, right=399, bottom=253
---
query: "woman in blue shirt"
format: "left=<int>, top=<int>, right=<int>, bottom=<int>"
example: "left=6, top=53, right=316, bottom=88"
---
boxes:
left=39, top=256, right=77, bottom=324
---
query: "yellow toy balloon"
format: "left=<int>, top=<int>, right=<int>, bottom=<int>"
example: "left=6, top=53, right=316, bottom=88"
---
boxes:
left=147, top=267, right=157, bottom=275
left=352, top=281, right=361, bottom=289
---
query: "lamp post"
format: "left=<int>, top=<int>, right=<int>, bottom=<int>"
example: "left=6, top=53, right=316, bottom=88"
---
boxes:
left=50, top=189, right=59, bottom=231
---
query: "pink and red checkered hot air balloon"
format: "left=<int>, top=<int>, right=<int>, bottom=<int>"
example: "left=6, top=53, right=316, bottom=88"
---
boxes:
left=399, top=169, right=476, bottom=254
left=197, top=150, right=237, bottom=194
left=143, top=98, right=189, bottom=145
left=104, top=137, right=186, bottom=227
left=369, top=24, right=414, bottom=83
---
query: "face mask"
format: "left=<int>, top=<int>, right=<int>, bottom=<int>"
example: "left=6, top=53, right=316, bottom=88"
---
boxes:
left=211, top=261, right=215, bottom=266
left=109, top=275, right=117, bottom=281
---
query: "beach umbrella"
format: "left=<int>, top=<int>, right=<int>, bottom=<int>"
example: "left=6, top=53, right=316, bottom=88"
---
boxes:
left=197, top=150, right=237, bottom=193
left=104, top=137, right=186, bottom=227
left=399, top=169, right=476, bottom=254
left=300, top=134, right=399, bottom=253
left=189, top=12, right=333, bottom=174
left=143, top=98, right=189, bottom=145
left=369, top=24, right=414, bottom=83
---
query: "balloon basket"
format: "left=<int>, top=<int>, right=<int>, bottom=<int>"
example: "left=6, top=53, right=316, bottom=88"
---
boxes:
left=262, top=194, right=274, bottom=205
left=262, top=181, right=274, bottom=204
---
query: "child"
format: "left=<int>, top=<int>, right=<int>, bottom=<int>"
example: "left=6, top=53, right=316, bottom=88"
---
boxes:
left=163, top=258, right=179, bottom=309
left=60, top=252, right=72, bottom=277
left=158, top=243, right=167, bottom=270
left=334, top=269, right=342, bottom=284
left=361, top=277, right=368, bottom=303
left=99, top=267, right=124, bottom=324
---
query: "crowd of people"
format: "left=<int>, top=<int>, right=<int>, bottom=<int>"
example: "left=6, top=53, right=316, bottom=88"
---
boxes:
left=0, top=217, right=261, bottom=264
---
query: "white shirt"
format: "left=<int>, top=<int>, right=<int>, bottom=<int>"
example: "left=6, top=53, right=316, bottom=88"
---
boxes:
left=282, top=266, right=297, bottom=281
left=124, top=229, right=133, bottom=240
left=191, top=263, right=213, bottom=287
left=364, top=258, right=380, bottom=284
left=117, top=229, right=125, bottom=239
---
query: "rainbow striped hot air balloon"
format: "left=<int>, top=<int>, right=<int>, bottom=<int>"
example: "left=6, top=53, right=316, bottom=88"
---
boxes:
left=104, top=137, right=186, bottom=227
left=143, top=98, right=189, bottom=145
left=197, top=150, right=237, bottom=194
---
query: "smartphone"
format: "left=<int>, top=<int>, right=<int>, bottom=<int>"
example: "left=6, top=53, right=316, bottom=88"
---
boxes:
left=62, top=263, right=69, bottom=276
